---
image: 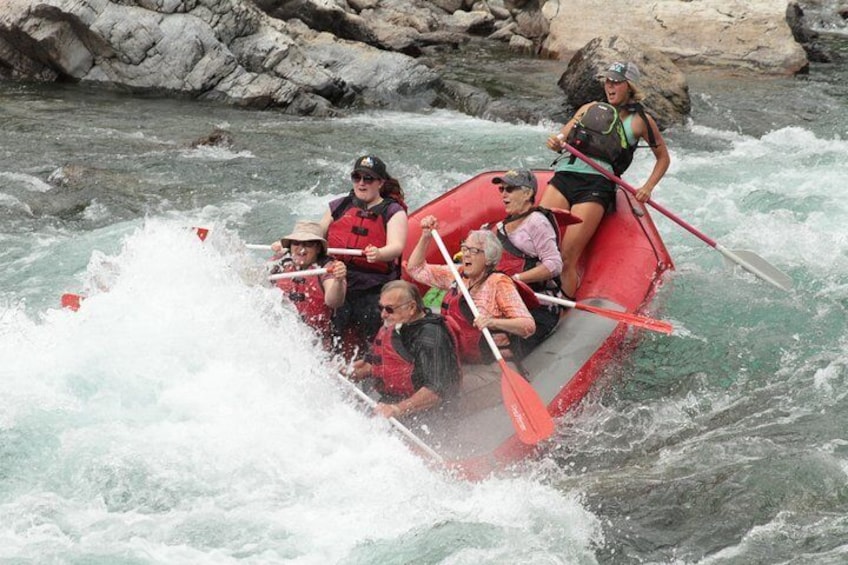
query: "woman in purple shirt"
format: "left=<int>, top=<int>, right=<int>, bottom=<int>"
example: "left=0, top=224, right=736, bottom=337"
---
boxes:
left=489, top=169, right=564, bottom=356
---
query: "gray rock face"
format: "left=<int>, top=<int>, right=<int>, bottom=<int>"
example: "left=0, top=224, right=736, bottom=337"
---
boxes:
left=0, top=0, right=821, bottom=120
left=542, top=0, right=809, bottom=75
left=0, top=0, right=441, bottom=114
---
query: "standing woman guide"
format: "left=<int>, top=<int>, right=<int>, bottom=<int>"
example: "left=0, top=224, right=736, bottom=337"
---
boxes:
left=541, top=61, right=671, bottom=298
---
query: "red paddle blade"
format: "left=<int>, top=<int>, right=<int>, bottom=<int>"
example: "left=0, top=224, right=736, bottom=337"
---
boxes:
left=193, top=227, right=209, bottom=241
left=549, top=207, right=582, bottom=228
left=61, top=293, right=83, bottom=311
left=498, top=360, right=554, bottom=444
left=573, top=303, right=674, bottom=335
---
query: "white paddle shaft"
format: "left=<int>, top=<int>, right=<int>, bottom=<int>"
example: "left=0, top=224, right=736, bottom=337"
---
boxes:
left=268, top=267, right=328, bottom=281
left=247, top=243, right=363, bottom=257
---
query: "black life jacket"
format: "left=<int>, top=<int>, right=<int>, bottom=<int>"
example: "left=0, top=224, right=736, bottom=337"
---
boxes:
left=566, top=101, right=658, bottom=176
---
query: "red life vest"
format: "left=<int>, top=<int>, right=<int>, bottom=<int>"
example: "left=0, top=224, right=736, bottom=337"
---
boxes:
left=326, top=194, right=399, bottom=275
left=275, top=257, right=333, bottom=332
left=440, top=272, right=541, bottom=363
left=441, top=286, right=486, bottom=364
left=370, top=314, right=462, bottom=398
left=370, top=324, right=416, bottom=398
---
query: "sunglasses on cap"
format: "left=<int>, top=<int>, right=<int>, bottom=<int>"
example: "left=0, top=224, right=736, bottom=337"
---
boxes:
left=378, top=300, right=413, bottom=314
left=351, top=172, right=379, bottom=184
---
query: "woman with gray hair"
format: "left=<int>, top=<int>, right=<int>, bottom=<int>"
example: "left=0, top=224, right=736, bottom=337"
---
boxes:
left=406, top=217, right=535, bottom=364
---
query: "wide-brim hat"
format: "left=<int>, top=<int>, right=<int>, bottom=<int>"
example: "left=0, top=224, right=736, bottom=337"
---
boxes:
left=279, top=220, right=328, bottom=253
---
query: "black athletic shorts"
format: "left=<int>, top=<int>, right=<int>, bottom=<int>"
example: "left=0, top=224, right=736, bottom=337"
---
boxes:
left=549, top=171, right=617, bottom=213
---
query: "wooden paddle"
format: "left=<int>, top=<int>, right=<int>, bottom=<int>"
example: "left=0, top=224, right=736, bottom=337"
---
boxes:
left=561, top=143, right=793, bottom=292
left=431, top=229, right=555, bottom=445
left=534, top=293, right=673, bottom=335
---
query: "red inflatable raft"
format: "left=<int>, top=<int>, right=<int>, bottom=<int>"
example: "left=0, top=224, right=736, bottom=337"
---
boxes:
left=399, top=170, right=674, bottom=478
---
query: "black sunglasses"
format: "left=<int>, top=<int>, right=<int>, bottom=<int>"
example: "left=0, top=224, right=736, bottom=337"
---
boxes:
left=351, top=172, right=379, bottom=184
left=497, top=184, right=525, bottom=193
left=378, top=300, right=413, bottom=314
left=291, top=240, right=320, bottom=248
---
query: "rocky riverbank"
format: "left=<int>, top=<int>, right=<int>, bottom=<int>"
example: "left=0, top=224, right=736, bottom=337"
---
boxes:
left=0, top=0, right=840, bottom=126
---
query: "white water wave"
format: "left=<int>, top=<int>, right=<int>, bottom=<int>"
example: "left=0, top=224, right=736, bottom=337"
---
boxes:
left=0, top=171, right=53, bottom=193
left=0, top=220, right=600, bottom=563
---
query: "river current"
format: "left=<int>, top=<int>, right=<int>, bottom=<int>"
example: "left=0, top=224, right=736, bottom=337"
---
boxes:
left=1, top=36, right=847, bottom=564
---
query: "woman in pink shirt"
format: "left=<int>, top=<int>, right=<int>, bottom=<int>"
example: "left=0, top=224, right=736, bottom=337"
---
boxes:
left=488, top=169, right=564, bottom=354
left=407, top=220, right=535, bottom=364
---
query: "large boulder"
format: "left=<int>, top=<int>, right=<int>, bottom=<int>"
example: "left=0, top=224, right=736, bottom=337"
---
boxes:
left=558, top=36, right=691, bottom=128
left=786, top=0, right=832, bottom=63
left=542, top=0, right=808, bottom=75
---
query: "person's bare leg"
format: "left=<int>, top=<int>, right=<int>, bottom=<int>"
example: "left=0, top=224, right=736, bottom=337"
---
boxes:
left=559, top=202, right=605, bottom=297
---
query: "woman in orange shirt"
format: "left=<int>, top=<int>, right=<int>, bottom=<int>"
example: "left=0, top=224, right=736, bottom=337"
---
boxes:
left=406, top=217, right=535, bottom=364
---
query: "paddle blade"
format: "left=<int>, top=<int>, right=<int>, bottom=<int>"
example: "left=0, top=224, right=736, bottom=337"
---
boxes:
left=498, top=360, right=554, bottom=444
left=721, top=248, right=793, bottom=292
left=573, top=303, right=674, bottom=335
left=61, top=293, right=83, bottom=311
left=193, top=227, right=209, bottom=241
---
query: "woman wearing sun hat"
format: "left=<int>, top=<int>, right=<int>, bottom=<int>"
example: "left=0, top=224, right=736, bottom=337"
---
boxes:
left=541, top=61, right=671, bottom=299
left=319, top=155, right=409, bottom=353
left=271, top=220, right=347, bottom=340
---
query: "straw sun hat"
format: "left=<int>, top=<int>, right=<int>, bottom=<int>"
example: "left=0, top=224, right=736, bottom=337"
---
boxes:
left=279, top=220, right=328, bottom=253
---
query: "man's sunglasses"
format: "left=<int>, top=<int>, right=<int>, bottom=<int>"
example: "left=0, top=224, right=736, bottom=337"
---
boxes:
left=378, top=300, right=413, bottom=314
left=351, top=172, right=379, bottom=184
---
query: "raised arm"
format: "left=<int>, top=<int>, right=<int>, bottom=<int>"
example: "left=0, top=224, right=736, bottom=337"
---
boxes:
left=406, top=215, right=437, bottom=271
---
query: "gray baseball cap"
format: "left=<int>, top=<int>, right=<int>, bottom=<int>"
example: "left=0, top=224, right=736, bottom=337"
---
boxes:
left=603, top=61, right=640, bottom=83
left=492, top=169, right=537, bottom=193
